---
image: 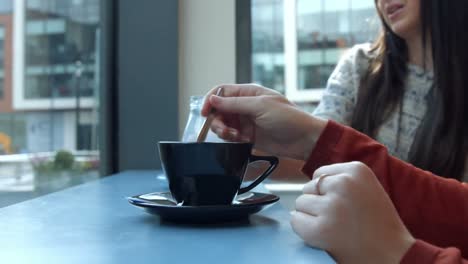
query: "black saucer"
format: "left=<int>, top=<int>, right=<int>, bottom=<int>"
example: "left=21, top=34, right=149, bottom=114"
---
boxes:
left=127, top=191, right=279, bottom=223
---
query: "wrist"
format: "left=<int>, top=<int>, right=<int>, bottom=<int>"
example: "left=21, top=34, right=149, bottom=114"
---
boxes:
left=377, top=231, right=416, bottom=264
left=394, top=234, right=416, bottom=263
left=291, top=114, right=328, bottom=161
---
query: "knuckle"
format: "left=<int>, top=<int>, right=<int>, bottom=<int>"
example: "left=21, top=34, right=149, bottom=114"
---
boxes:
left=268, top=94, right=287, bottom=104
left=249, top=83, right=262, bottom=89
left=349, top=161, right=367, bottom=172
left=331, top=173, right=360, bottom=195
left=349, top=161, right=374, bottom=180
left=349, top=161, right=364, bottom=166
left=302, top=180, right=315, bottom=193
left=337, top=173, right=355, bottom=188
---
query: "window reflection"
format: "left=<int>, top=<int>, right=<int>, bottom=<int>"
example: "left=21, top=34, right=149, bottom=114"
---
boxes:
left=252, top=0, right=285, bottom=93
left=25, top=0, right=99, bottom=99
left=252, top=0, right=378, bottom=95
left=0, top=25, right=4, bottom=99
left=297, top=0, right=376, bottom=90
left=0, top=0, right=101, bottom=208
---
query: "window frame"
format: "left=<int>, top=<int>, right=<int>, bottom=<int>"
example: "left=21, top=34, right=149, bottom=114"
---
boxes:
left=283, top=0, right=324, bottom=102
left=101, top=0, right=179, bottom=175
left=99, top=0, right=117, bottom=176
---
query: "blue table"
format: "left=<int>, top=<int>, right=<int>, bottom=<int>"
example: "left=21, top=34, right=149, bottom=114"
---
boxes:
left=0, top=171, right=334, bottom=263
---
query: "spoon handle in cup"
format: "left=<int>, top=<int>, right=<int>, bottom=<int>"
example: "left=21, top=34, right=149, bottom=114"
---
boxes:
left=197, top=87, right=224, bottom=142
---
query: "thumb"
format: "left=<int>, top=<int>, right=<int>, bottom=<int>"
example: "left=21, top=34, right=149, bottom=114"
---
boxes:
left=210, top=95, right=259, bottom=116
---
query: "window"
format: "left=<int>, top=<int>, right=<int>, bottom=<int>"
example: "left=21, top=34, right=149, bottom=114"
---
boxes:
left=0, top=0, right=101, bottom=207
left=0, top=26, right=4, bottom=99
left=252, top=0, right=285, bottom=94
left=252, top=0, right=378, bottom=102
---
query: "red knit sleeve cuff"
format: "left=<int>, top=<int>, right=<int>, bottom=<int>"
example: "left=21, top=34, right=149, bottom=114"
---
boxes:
left=400, top=240, right=440, bottom=263
left=301, top=120, right=344, bottom=178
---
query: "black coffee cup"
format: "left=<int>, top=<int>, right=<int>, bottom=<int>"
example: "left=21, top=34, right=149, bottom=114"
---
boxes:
left=158, top=141, right=278, bottom=206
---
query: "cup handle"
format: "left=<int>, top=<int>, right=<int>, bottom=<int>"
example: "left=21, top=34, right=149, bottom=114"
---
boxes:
left=238, top=155, right=279, bottom=194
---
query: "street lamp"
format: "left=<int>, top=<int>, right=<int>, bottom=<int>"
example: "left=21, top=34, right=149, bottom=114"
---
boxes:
left=74, top=59, right=83, bottom=151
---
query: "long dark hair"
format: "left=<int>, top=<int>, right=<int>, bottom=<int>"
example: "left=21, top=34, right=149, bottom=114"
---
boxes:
left=351, top=0, right=467, bottom=180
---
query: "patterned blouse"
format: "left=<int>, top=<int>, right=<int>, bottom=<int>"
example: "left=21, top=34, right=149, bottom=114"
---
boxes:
left=313, top=43, right=467, bottom=180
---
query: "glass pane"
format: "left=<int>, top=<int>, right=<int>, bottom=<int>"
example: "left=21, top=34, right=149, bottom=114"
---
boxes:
left=0, top=26, right=4, bottom=99
left=0, top=0, right=101, bottom=207
left=251, top=0, right=285, bottom=94
left=297, top=0, right=377, bottom=90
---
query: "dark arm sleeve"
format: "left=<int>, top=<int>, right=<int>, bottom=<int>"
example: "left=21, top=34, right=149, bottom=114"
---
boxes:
left=302, top=121, right=468, bottom=262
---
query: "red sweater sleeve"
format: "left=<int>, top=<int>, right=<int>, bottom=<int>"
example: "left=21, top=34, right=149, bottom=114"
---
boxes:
left=302, top=121, right=468, bottom=263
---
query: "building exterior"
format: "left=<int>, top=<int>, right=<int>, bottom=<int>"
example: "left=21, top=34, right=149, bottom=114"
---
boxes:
left=252, top=0, right=378, bottom=102
left=0, top=0, right=100, bottom=155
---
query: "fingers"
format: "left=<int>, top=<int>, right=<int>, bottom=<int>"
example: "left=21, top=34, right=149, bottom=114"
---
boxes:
left=291, top=194, right=329, bottom=250
left=304, top=162, right=378, bottom=197
left=210, top=116, right=252, bottom=142
left=213, top=83, right=280, bottom=97
left=201, top=85, right=229, bottom=116
left=290, top=211, right=324, bottom=249
left=305, top=162, right=369, bottom=195
left=303, top=173, right=342, bottom=196
left=294, top=194, right=328, bottom=216
left=200, top=88, right=218, bottom=117
left=210, top=117, right=239, bottom=141
left=201, top=84, right=249, bottom=116
left=311, top=161, right=372, bottom=180
left=201, top=84, right=281, bottom=116
left=311, top=164, right=349, bottom=180
left=209, top=95, right=260, bottom=116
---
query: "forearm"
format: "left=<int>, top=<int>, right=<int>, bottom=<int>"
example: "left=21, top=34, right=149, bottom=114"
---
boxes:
left=302, top=121, right=468, bottom=258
